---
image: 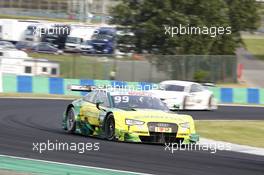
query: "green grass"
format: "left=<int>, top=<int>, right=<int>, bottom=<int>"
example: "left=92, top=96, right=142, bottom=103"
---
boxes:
left=29, top=53, right=110, bottom=79
left=216, top=82, right=249, bottom=88
left=243, top=38, right=264, bottom=60
left=195, top=120, right=264, bottom=148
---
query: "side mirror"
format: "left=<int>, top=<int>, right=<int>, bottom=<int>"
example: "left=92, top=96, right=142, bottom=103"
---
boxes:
left=96, top=101, right=104, bottom=110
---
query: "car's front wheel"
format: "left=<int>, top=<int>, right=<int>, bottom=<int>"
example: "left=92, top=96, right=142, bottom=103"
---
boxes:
left=66, top=107, right=76, bottom=133
left=104, top=114, right=115, bottom=140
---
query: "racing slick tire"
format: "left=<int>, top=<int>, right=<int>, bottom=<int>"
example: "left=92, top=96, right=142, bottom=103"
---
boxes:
left=104, top=114, right=115, bottom=141
left=182, top=96, right=187, bottom=110
left=66, top=107, right=76, bottom=133
left=207, top=96, right=213, bottom=111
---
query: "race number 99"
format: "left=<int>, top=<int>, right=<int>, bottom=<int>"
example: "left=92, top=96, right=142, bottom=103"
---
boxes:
left=114, top=96, right=129, bottom=103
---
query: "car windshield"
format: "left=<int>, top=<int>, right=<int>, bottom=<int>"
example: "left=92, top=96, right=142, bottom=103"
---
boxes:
left=82, top=40, right=92, bottom=45
left=159, top=84, right=185, bottom=92
left=16, top=42, right=30, bottom=46
left=25, top=26, right=35, bottom=35
left=92, top=34, right=113, bottom=41
left=111, top=95, right=169, bottom=110
left=0, top=42, right=15, bottom=48
left=67, top=37, right=81, bottom=44
left=0, top=41, right=12, bottom=46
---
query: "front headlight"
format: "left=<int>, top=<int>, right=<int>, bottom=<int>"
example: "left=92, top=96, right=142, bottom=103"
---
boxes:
left=179, top=122, right=190, bottom=129
left=125, top=119, right=145, bottom=126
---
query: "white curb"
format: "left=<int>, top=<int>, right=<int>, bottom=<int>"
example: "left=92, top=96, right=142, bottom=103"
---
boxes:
left=199, top=138, right=264, bottom=156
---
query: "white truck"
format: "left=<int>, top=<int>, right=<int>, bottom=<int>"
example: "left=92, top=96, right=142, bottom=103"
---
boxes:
left=0, top=19, right=39, bottom=42
left=64, top=25, right=96, bottom=52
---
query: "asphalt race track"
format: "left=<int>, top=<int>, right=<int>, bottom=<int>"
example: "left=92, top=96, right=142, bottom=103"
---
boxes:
left=0, top=98, right=264, bottom=175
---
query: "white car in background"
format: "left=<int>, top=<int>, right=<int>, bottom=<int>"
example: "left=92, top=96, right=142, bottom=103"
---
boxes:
left=151, top=80, right=218, bottom=110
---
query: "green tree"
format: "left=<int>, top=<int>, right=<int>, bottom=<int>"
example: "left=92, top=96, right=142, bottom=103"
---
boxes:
left=110, top=0, right=260, bottom=55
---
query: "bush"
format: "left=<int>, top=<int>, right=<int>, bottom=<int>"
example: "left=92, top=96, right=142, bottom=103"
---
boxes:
left=193, top=70, right=209, bottom=82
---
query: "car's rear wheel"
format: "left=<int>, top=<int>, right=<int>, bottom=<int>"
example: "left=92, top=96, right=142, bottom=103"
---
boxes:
left=207, top=96, right=213, bottom=110
left=66, top=107, right=76, bottom=133
left=105, top=114, right=115, bottom=140
left=182, top=97, right=187, bottom=110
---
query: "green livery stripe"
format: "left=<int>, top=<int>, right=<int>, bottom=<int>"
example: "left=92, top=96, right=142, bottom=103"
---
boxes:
left=64, top=78, right=81, bottom=96
left=2, top=74, right=17, bottom=93
left=0, top=155, right=145, bottom=175
left=233, top=88, right=247, bottom=104
left=32, top=76, right=49, bottom=94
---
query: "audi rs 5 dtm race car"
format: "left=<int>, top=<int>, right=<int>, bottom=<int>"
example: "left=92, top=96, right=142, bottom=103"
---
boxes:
left=62, top=85, right=199, bottom=144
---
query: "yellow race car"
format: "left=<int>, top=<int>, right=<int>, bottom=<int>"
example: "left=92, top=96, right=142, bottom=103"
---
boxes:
left=62, top=85, right=199, bottom=144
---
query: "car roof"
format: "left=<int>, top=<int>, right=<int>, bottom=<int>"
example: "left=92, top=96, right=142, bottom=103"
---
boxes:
left=160, top=80, right=196, bottom=86
left=0, top=41, right=13, bottom=45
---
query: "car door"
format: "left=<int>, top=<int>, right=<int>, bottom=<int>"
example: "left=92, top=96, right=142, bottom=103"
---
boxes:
left=81, top=91, right=101, bottom=126
left=189, top=84, right=205, bottom=103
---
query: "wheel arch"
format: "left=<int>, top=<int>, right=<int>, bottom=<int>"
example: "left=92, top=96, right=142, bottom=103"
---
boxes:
left=103, top=111, right=114, bottom=125
left=65, top=104, right=79, bottom=120
left=66, top=104, right=74, bottom=113
left=106, top=111, right=113, bottom=117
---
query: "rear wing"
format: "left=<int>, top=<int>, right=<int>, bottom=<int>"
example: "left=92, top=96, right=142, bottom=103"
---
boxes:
left=68, top=85, right=93, bottom=92
left=202, top=83, right=216, bottom=90
left=202, top=83, right=216, bottom=87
